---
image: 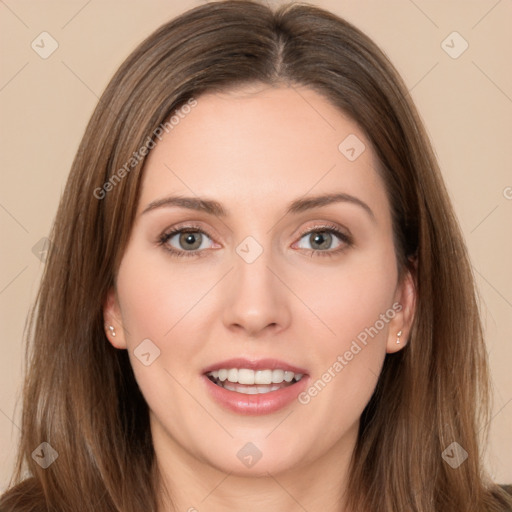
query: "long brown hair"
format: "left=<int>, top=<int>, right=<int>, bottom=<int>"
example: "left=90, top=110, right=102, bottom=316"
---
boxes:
left=2, top=1, right=511, bottom=511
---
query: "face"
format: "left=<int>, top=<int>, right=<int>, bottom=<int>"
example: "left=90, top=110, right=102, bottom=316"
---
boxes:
left=104, top=84, right=415, bottom=477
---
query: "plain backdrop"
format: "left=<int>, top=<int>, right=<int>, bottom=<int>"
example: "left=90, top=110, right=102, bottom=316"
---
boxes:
left=1, top=0, right=511, bottom=491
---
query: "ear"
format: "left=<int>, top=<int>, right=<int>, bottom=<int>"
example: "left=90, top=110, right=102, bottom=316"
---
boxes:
left=103, top=287, right=127, bottom=350
left=386, top=262, right=417, bottom=354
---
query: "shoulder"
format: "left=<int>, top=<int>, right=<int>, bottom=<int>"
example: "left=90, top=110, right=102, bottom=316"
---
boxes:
left=0, top=478, right=46, bottom=512
left=495, top=484, right=512, bottom=511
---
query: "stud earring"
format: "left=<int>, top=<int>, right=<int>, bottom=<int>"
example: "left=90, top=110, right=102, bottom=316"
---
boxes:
left=107, top=325, right=116, bottom=337
left=396, top=330, right=402, bottom=344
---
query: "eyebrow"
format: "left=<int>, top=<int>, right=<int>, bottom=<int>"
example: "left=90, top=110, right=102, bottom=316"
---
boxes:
left=142, top=192, right=375, bottom=221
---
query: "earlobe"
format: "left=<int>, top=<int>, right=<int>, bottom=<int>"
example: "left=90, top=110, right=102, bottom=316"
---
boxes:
left=386, top=266, right=417, bottom=354
left=103, top=287, right=127, bottom=350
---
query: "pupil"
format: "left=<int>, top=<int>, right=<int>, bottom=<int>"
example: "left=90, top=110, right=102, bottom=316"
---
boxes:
left=311, top=231, right=331, bottom=250
left=180, top=232, right=201, bottom=250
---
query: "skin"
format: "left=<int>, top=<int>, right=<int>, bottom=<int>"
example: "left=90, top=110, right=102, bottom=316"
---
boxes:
left=104, top=83, right=416, bottom=512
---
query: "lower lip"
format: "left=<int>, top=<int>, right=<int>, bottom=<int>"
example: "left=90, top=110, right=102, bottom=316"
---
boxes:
left=202, top=375, right=309, bottom=415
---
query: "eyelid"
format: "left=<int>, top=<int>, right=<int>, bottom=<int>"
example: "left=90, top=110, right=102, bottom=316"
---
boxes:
left=296, top=221, right=351, bottom=240
left=160, top=221, right=217, bottom=240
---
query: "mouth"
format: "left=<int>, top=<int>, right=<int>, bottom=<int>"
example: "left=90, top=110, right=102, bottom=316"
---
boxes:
left=202, top=358, right=309, bottom=415
left=205, top=368, right=305, bottom=395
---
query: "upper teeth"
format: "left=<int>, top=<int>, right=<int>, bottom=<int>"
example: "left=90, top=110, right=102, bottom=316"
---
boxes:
left=207, top=368, right=303, bottom=385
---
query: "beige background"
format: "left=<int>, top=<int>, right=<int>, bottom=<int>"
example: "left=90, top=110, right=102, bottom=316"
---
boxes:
left=0, top=0, right=511, bottom=491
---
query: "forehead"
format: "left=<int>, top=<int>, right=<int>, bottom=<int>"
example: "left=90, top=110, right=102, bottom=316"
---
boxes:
left=138, top=84, right=388, bottom=221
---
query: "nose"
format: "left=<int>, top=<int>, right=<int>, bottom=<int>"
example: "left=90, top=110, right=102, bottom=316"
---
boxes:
left=221, top=244, right=292, bottom=338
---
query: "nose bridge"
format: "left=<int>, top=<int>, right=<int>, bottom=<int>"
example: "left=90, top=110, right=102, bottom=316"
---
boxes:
left=235, top=235, right=274, bottom=292
left=221, top=233, right=291, bottom=335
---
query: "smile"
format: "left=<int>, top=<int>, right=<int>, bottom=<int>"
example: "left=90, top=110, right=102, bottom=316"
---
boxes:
left=206, top=368, right=304, bottom=395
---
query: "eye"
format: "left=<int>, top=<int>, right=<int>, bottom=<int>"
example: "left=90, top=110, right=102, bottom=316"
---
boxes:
left=158, top=225, right=216, bottom=257
left=294, top=224, right=352, bottom=257
left=158, top=223, right=352, bottom=259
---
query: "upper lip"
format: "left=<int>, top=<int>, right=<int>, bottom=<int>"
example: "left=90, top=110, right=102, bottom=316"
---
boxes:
left=202, top=357, right=308, bottom=375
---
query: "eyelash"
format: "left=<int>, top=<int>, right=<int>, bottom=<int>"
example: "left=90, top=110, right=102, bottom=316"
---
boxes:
left=157, top=222, right=353, bottom=259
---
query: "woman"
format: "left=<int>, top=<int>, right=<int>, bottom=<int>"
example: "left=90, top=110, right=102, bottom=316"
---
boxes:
left=1, top=1, right=510, bottom=510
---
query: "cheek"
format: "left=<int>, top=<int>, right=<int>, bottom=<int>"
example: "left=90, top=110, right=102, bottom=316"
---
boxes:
left=291, top=246, right=397, bottom=417
left=294, top=247, right=398, bottom=352
left=114, top=249, right=211, bottom=442
left=291, top=274, right=396, bottom=457
left=114, top=245, right=222, bottom=411
left=116, top=246, right=215, bottom=345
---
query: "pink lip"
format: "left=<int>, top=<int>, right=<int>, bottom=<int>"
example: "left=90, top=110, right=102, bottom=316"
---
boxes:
left=202, top=357, right=308, bottom=375
left=201, top=357, right=309, bottom=416
left=202, top=375, right=309, bottom=415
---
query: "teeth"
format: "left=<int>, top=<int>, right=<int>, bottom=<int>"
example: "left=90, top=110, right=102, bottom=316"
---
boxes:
left=284, top=371, right=294, bottom=382
left=272, top=369, right=284, bottom=383
left=238, top=368, right=255, bottom=385
left=255, top=369, right=272, bottom=384
left=207, top=368, right=304, bottom=385
left=222, top=382, right=284, bottom=394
